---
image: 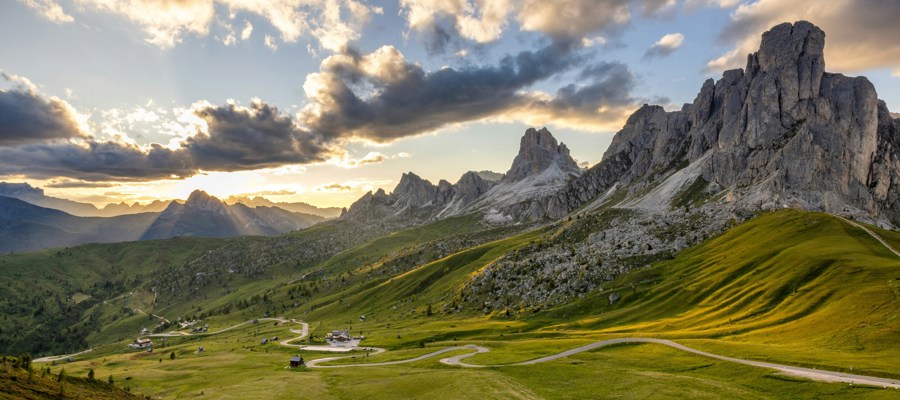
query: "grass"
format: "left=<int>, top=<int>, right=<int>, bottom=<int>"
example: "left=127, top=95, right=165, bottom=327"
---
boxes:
left=32, top=319, right=900, bottom=399
left=0, top=358, right=137, bottom=399
left=7, top=209, right=900, bottom=398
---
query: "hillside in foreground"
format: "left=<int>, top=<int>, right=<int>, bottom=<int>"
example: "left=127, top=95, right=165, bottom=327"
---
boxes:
left=20, top=209, right=898, bottom=399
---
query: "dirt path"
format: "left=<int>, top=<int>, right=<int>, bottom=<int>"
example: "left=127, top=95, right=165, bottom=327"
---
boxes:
left=837, top=216, right=900, bottom=258
left=147, top=317, right=293, bottom=338
left=34, top=348, right=93, bottom=363
left=304, top=338, right=900, bottom=389
left=278, top=322, right=310, bottom=347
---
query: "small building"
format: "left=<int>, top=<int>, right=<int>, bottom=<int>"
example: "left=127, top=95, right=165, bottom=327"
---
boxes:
left=325, top=330, right=351, bottom=342
left=289, top=356, right=304, bottom=368
left=129, top=338, right=153, bottom=349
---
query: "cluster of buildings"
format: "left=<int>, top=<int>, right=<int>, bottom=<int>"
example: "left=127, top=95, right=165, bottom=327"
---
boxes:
left=129, top=338, right=153, bottom=350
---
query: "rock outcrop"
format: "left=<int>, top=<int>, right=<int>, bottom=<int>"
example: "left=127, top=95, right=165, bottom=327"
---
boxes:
left=504, top=127, right=580, bottom=182
left=340, top=127, right=581, bottom=223
left=550, top=21, right=900, bottom=226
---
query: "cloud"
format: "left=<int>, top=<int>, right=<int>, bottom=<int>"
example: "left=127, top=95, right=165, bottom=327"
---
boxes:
left=187, top=99, right=334, bottom=171
left=300, top=40, right=586, bottom=143
left=45, top=180, right=117, bottom=188
left=317, top=182, right=354, bottom=192
left=328, top=151, right=412, bottom=168
left=640, top=0, right=678, bottom=17
left=643, top=32, right=684, bottom=59
left=684, top=0, right=740, bottom=9
left=496, top=62, right=640, bottom=131
left=234, top=189, right=298, bottom=197
left=77, top=0, right=216, bottom=49
left=516, top=0, right=631, bottom=40
left=0, top=140, right=194, bottom=181
left=0, top=95, right=339, bottom=181
left=241, top=20, right=253, bottom=40
left=0, top=80, right=89, bottom=146
left=399, top=0, right=514, bottom=53
left=264, top=34, right=278, bottom=50
left=66, top=0, right=377, bottom=50
left=708, top=0, right=900, bottom=74
left=19, top=0, right=74, bottom=23
left=314, top=179, right=390, bottom=193
left=221, top=0, right=379, bottom=52
left=400, top=0, right=671, bottom=54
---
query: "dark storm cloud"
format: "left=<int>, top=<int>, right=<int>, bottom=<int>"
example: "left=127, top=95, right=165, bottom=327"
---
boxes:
left=0, top=87, right=86, bottom=146
left=188, top=100, right=332, bottom=171
left=45, top=180, right=117, bottom=189
left=0, top=140, right=194, bottom=181
left=0, top=100, right=338, bottom=181
left=512, top=62, right=639, bottom=128
left=302, top=40, right=585, bottom=142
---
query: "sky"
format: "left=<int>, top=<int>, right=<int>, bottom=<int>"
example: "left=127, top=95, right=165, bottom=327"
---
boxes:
left=1, top=0, right=899, bottom=208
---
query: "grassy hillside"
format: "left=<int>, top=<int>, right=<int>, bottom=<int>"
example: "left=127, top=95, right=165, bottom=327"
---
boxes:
left=7, top=209, right=900, bottom=398
left=537, top=210, right=900, bottom=376
left=0, top=238, right=226, bottom=355
left=0, top=356, right=137, bottom=399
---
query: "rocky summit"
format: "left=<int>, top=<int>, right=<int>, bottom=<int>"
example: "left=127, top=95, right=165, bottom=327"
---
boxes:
left=340, top=127, right=583, bottom=223
left=550, top=20, right=900, bottom=227
left=504, top=127, right=581, bottom=183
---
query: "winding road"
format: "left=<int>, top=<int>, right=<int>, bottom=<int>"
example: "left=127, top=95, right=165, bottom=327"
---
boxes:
left=299, top=338, right=900, bottom=389
left=837, top=216, right=900, bottom=258
left=34, top=348, right=94, bottom=363
left=147, top=317, right=294, bottom=338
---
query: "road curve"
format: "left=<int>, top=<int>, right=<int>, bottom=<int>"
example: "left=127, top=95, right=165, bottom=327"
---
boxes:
left=279, top=322, right=311, bottom=347
left=836, top=216, right=900, bottom=258
left=147, top=317, right=293, bottom=338
left=34, top=348, right=94, bottom=363
left=304, top=338, right=900, bottom=389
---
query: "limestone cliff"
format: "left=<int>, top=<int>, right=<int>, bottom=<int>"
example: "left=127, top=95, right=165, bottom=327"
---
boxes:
left=550, top=21, right=900, bottom=226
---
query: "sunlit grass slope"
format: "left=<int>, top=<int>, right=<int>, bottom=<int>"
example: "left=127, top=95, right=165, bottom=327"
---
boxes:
left=541, top=210, right=900, bottom=376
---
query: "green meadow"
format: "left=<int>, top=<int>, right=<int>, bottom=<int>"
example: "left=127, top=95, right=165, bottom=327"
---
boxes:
left=4, top=209, right=897, bottom=398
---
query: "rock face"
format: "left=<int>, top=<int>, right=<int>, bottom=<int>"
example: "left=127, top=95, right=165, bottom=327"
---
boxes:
left=550, top=21, right=900, bottom=226
left=340, top=127, right=581, bottom=223
left=504, top=127, right=580, bottom=182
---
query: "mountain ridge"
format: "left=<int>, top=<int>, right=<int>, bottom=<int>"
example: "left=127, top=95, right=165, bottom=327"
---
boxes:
left=546, top=20, right=900, bottom=227
left=340, top=126, right=581, bottom=223
left=0, top=190, right=325, bottom=252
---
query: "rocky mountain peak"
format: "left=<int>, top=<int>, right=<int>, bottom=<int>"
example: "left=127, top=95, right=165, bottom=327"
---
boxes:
left=392, top=172, right=438, bottom=208
left=505, top=127, right=580, bottom=182
left=0, top=182, right=44, bottom=197
left=747, top=20, right=826, bottom=102
left=183, top=190, right=228, bottom=214
left=548, top=20, right=900, bottom=226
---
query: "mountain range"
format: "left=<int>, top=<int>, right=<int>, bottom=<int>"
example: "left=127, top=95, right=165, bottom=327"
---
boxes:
left=340, top=21, right=900, bottom=230
left=0, top=182, right=341, bottom=219
left=1, top=22, right=899, bottom=399
left=0, top=190, right=323, bottom=253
